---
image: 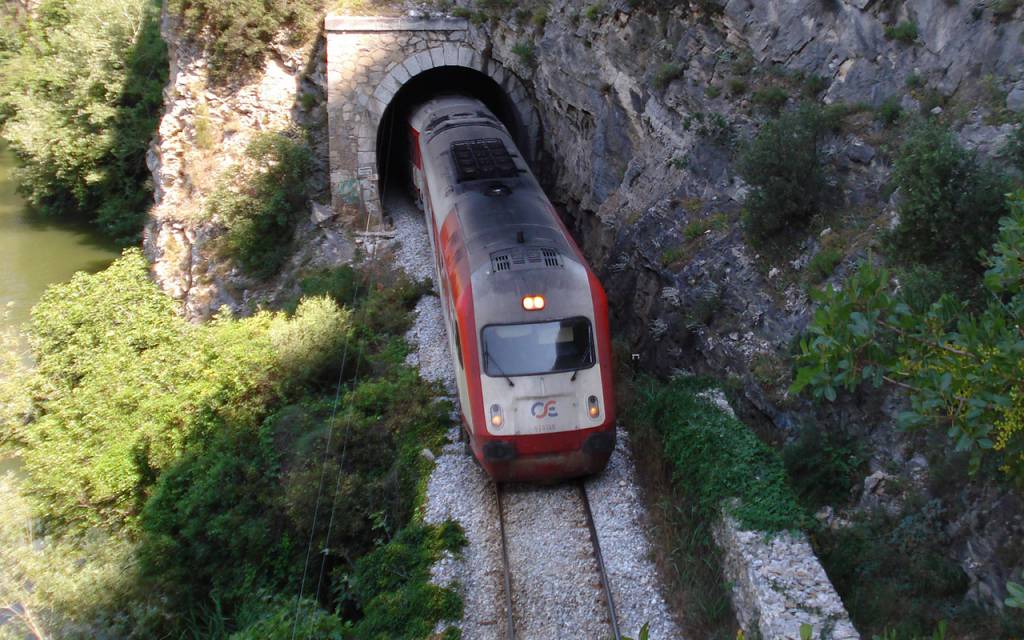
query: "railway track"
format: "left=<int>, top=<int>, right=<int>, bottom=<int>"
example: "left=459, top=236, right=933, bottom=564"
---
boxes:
left=495, top=481, right=622, bottom=640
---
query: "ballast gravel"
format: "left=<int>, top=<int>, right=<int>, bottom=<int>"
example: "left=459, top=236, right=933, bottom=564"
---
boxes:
left=389, top=193, right=683, bottom=639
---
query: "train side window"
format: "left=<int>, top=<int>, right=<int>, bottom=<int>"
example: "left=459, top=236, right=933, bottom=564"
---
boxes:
left=452, top=319, right=464, bottom=368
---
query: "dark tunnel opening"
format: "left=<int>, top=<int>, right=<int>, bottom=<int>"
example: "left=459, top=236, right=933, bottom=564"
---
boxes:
left=375, top=65, right=526, bottom=205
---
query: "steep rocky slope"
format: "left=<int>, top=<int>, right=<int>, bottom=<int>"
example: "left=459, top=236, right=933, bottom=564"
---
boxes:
left=144, top=11, right=350, bottom=319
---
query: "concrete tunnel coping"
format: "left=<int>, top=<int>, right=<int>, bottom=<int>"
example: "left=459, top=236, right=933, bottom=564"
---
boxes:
left=325, top=15, right=541, bottom=221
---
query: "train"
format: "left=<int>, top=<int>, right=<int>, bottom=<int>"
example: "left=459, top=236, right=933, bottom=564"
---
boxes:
left=407, top=95, right=616, bottom=482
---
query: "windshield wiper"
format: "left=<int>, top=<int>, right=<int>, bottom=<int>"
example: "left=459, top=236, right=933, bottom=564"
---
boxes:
left=568, top=349, right=595, bottom=382
left=483, top=343, right=515, bottom=387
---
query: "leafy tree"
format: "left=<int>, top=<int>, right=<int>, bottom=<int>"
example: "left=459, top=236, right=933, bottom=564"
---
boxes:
left=738, top=104, right=829, bottom=241
left=889, top=122, right=1011, bottom=280
left=209, top=128, right=313, bottom=278
left=18, top=250, right=348, bottom=528
left=792, top=192, right=1024, bottom=481
left=0, top=0, right=167, bottom=242
left=6, top=254, right=459, bottom=637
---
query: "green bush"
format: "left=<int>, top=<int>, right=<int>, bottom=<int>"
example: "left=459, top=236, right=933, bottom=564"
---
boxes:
left=584, top=2, right=604, bottom=21
left=209, top=128, right=313, bottom=278
left=139, top=423, right=292, bottom=610
left=6, top=247, right=459, bottom=636
left=876, top=95, right=903, bottom=126
left=889, top=122, right=1011, bottom=277
left=632, top=376, right=805, bottom=531
left=653, top=62, right=683, bottom=90
left=727, top=77, right=747, bottom=96
left=803, top=74, right=828, bottom=97
left=792, top=194, right=1024, bottom=480
left=738, top=104, right=828, bottom=241
left=885, top=21, right=919, bottom=44
left=807, top=245, right=843, bottom=282
left=751, top=86, right=788, bottom=114
left=816, top=500, right=970, bottom=638
left=783, top=425, right=864, bottom=509
left=19, top=250, right=348, bottom=528
left=0, top=0, right=167, bottom=242
left=531, top=6, right=549, bottom=28
left=343, top=523, right=466, bottom=639
left=1008, top=124, right=1024, bottom=173
left=228, top=596, right=346, bottom=640
left=511, top=41, right=536, bottom=66
left=169, top=0, right=320, bottom=83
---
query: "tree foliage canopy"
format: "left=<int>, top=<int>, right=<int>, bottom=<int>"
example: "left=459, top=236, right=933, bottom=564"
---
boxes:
left=0, top=0, right=167, bottom=242
left=20, top=250, right=349, bottom=529
left=889, top=122, right=1011, bottom=279
left=793, top=192, right=1024, bottom=482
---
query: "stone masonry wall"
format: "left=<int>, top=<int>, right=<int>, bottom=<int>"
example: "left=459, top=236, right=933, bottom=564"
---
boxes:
left=325, top=15, right=540, bottom=225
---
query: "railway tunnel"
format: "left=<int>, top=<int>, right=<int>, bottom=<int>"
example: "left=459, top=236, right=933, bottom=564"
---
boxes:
left=325, top=15, right=541, bottom=224
left=374, top=65, right=528, bottom=208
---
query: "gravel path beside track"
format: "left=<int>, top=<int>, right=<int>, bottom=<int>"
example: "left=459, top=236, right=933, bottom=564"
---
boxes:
left=390, top=193, right=683, bottom=639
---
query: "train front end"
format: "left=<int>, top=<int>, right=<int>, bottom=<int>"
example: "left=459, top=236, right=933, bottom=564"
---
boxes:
left=466, top=250, right=616, bottom=482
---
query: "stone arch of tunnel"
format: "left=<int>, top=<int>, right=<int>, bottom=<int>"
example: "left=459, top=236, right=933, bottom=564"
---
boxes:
left=325, top=16, right=540, bottom=225
left=375, top=64, right=534, bottom=206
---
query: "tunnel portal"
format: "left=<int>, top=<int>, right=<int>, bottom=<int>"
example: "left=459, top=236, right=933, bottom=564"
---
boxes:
left=325, top=16, right=539, bottom=224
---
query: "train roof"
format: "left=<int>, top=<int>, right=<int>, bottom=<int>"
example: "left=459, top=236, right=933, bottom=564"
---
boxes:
left=413, top=97, right=584, bottom=279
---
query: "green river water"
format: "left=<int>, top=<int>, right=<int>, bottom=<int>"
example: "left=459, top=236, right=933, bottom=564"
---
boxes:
left=1, top=141, right=120, bottom=477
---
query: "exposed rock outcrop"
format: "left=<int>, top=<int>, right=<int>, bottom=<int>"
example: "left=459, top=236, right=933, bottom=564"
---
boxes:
left=145, top=10, right=350, bottom=320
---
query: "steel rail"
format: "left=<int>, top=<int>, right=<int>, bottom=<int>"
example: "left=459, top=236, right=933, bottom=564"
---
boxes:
left=495, top=482, right=517, bottom=640
left=578, top=480, right=622, bottom=640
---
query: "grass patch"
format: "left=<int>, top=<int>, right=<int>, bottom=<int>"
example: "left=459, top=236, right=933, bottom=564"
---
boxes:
left=876, top=95, right=903, bottom=126
left=660, top=245, right=688, bottom=267
left=751, top=86, right=788, bottom=115
left=806, top=244, right=843, bottom=282
left=531, top=5, right=548, bottom=28
left=683, top=213, right=728, bottom=240
left=885, top=21, right=919, bottom=44
left=631, top=376, right=806, bottom=532
left=623, top=374, right=737, bottom=639
left=511, top=41, right=536, bottom=66
left=727, top=77, right=747, bottom=96
left=170, top=0, right=319, bottom=82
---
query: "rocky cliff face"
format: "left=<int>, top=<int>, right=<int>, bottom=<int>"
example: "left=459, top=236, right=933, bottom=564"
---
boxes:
left=464, top=0, right=1023, bottom=609
left=145, top=9, right=349, bottom=320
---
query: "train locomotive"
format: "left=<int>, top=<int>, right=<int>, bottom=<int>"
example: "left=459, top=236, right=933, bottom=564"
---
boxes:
left=408, top=95, right=616, bottom=482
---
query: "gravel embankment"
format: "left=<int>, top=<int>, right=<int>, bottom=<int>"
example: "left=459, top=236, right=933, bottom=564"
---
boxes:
left=389, top=192, right=683, bottom=639
left=501, top=482, right=612, bottom=638
left=585, top=432, right=683, bottom=638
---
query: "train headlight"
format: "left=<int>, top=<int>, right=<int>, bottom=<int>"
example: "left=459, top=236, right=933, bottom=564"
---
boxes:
left=587, top=395, right=601, bottom=419
left=522, top=295, right=545, bottom=311
left=489, top=404, right=504, bottom=428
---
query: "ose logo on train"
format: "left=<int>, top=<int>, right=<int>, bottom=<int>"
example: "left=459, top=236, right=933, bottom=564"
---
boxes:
left=531, top=400, right=558, bottom=419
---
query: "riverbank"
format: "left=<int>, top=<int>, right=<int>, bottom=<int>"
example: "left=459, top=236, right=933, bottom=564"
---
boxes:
left=0, top=143, right=119, bottom=332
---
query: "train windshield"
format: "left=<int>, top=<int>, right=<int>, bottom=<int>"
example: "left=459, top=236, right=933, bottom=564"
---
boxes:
left=481, top=317, right=595, bottom=377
